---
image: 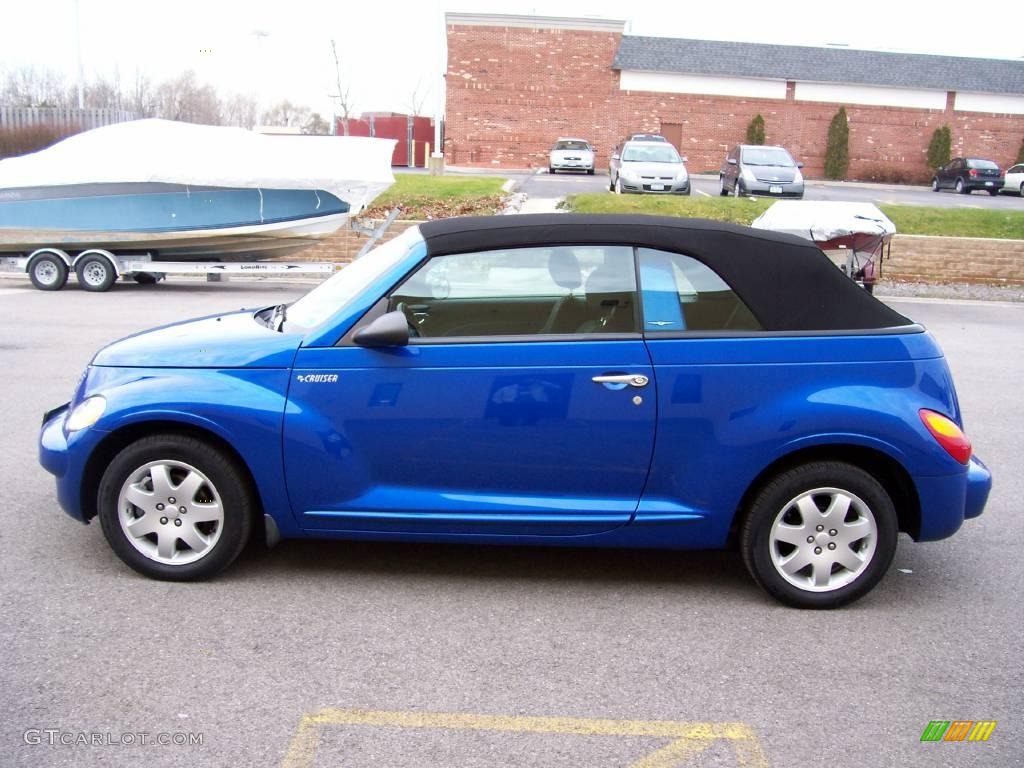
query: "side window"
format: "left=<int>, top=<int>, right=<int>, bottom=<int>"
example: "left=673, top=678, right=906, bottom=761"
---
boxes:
left=389, top=245, right=638, bottom=339
left=638, top=248, right=761, bottom=332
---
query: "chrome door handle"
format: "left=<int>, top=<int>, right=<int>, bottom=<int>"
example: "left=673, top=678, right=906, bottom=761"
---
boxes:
left=592, top=374, right=649, bottom=388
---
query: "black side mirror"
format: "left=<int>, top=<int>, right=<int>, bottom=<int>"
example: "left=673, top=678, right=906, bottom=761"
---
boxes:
left=353, top=310, right=410, bottom=347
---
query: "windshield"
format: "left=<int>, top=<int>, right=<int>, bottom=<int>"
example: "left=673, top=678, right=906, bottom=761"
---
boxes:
left=741, top=147, right=796, bottom=167
left=621, top=144, right=681, bottom=163
left=553, top=140, right=590, bottom=151
left=285, top=226, right=421, bottom=329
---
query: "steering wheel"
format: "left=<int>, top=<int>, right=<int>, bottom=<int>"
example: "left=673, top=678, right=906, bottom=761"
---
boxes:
left=395, top=301, right=421, bottom=338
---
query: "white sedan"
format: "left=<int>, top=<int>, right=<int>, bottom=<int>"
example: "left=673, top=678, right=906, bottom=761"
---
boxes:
left=1002, top=164, right=1024, bottom=196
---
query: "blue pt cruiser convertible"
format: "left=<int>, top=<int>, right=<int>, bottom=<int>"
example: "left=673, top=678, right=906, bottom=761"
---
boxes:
left=40, top=215, right=991, bottom=608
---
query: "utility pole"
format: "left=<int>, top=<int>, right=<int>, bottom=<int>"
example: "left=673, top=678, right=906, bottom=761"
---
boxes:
left=75, top=0, right=85, bottom=108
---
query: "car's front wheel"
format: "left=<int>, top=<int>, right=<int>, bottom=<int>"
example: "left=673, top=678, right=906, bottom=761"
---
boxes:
left=719, top=176, right=729, bottom=196
left=98, top=434, right=254, bottom=580
left=614, top=176, right=624, bottom=194
left=740, top=461, right=897, bottom=608
left=931, top=177, right=940, bottom=191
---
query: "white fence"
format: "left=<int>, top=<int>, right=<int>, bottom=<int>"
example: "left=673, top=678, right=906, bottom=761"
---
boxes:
left=0, top=107, right=137, bottom=130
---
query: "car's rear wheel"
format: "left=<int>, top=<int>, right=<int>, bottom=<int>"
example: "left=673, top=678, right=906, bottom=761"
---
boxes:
left=740, top=461, right=897, bottom=608
left=955, top=178, right=967, bottom=194
left=97, top=434, right=253, bottom=580
left=987, top=189, right=998, bottom=196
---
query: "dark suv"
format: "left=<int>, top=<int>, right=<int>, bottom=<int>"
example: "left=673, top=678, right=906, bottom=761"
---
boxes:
left=932, top=158, right=1004, bottom=195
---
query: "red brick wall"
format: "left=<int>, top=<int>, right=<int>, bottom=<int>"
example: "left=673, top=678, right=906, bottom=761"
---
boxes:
left=445, top=22, right=1024, bottom=179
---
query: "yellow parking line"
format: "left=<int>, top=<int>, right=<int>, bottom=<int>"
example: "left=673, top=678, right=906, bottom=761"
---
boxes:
left=282, top=708, right=770, bottom=768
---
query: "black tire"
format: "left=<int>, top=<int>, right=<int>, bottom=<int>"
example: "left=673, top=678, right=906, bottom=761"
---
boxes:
left=549, top=166, right=556, bottom=174
left=133, top=272, right=159, bottom=285
left=609, top=175, right=615, bottom=192
left=98, top=434, right=254, bottom=581
left=28, top=254, right=69, bottom=291
left=931, top=177, right=939, bottom=192
left=740, top=461, right=898, bottom=609
left=587, top=168, right=594, bottom=175
left=1020, top=182, right=1024, bottom=197
left=955, top=178, right=968, bottom=194
left=987, top=189, right=998, bottom=196
left=75, top=254, right=117, bottom=292
left=733, top=179, right=743, bottom=198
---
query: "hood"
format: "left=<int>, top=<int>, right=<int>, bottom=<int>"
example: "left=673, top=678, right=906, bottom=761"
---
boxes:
left=746, top=164, right=799, bottom=183
left=620, top=161, right=686, bottom=178
left=91, top=309, right=302, bottom=369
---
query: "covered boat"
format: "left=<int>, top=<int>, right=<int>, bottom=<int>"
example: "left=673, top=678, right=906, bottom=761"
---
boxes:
left=751, top=201, right=896, bottom=292
left=0, top=119, right=395, bottom=260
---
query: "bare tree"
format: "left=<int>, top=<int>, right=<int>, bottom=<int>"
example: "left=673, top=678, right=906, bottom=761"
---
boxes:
left=406, top=76, right=427, bottom=117
left=222, top=93, right=259, bottom=128
left=329, top=39, right=355, bottom=135
left=154, top=71, right=221, bottom=125
left=302, top=112, right=330, bottom=135
left=127, top=71, right=158, bottom=117
left=261, top=100, right=311, bottom=128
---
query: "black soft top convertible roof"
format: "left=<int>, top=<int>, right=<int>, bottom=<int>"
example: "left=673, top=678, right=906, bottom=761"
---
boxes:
left=419, top=214, right=911, bottom=332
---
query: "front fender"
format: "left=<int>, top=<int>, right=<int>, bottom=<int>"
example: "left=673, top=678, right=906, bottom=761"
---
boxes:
left=80, top=366, right=301, bottom=537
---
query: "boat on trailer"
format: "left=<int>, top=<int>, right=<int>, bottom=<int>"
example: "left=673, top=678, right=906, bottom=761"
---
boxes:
left=0, top=119, right=395, bottom=289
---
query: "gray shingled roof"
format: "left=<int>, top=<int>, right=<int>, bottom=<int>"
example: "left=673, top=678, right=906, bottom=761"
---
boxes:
left=613, top=37, right=1024, bottom=95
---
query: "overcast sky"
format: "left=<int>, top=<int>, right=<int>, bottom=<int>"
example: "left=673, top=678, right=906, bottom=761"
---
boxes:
left=3, top=0, right=1023, bottom=120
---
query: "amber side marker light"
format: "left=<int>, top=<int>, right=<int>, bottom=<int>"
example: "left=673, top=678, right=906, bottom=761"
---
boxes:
left=920, top=409, right=972, bottom=465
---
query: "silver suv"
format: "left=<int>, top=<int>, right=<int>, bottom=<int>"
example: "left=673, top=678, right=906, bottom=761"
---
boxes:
left=608, top=140, right=690, bottom=195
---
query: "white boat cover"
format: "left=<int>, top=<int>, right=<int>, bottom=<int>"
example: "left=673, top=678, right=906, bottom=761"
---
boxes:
left=751, top=201, right=896, bottom=243
left=0, top=119, right=396, bottom=213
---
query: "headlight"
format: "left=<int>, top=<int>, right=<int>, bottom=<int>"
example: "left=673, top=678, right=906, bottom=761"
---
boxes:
left=620, top=168, right=639, bottom=181
left=741, top=167, right=757, bottom=183
left=66, top=395, right=106, bottom=432
left=677, top=168, right=689, bottom=181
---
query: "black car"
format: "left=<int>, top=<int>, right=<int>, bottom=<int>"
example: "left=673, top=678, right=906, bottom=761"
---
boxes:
left=932, top=158, right=1004, bottom=195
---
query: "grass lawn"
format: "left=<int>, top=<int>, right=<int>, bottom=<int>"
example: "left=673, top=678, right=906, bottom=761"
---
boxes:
left=366, top=173, right=507, bottom=219
left=563, top=193, right=1024, bottom=240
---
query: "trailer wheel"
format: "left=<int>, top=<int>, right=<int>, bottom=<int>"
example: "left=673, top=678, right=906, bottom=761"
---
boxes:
left=28, top=253, right=69, bottom=291
left=75, top=254, right=117, bottom=292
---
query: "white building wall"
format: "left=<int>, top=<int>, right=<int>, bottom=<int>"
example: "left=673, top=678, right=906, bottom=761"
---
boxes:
left=794, top=82, right=946, bottom=109
left=619, top=71, right=787, bottom=100
left=954, top=92, right=1024, bottom=115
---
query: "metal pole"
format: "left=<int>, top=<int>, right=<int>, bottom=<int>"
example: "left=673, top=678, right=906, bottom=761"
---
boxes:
left=74, top=0, right=85, bottom=108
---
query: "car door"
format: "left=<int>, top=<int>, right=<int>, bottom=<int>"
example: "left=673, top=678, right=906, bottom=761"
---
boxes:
left=940, top=159, right=959, bottom=187
left=283, top=244, right=657, bottom=537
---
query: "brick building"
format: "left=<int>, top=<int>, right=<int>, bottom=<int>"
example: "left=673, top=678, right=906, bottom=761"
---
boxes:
left=443, top=13, right=1024, bottom=179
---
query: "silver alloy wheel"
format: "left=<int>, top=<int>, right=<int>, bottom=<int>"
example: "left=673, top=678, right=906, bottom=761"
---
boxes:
left=931, top=178, right=939, bottom=191
left=34, top=260, right=60, bottom=286
left=117, top=459, right=225, bottom=565
left=955, top=178, right=965, bottom=194
left=769, top=486, right=878, bottom=592
left=614, top=176, right=623, bottom=194
left=80, top=259, right=110, bottom=287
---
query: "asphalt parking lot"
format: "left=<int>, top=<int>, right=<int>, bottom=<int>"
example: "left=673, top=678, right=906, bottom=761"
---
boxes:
left=521, top=170, right=1024, bottom=209
left=1, top=279, right=1021, bottom=767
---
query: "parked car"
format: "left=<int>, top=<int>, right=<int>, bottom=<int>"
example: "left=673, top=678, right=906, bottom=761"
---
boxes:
left=39, top=214, right=990, bottom=608
left=549, top=138, right=595, bottom=174
left=608, top=140, right=690, bottom=195
left=931, top=158, right=1004, bottom=195
left=626, top=133, right=668, bottom=143
left=999, top=163, right=1023, bottom=196
left=720, top=145, right=805, bottom=198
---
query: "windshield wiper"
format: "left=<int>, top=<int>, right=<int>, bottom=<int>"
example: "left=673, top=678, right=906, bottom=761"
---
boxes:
left=270, top=303, right=287, bottom=332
